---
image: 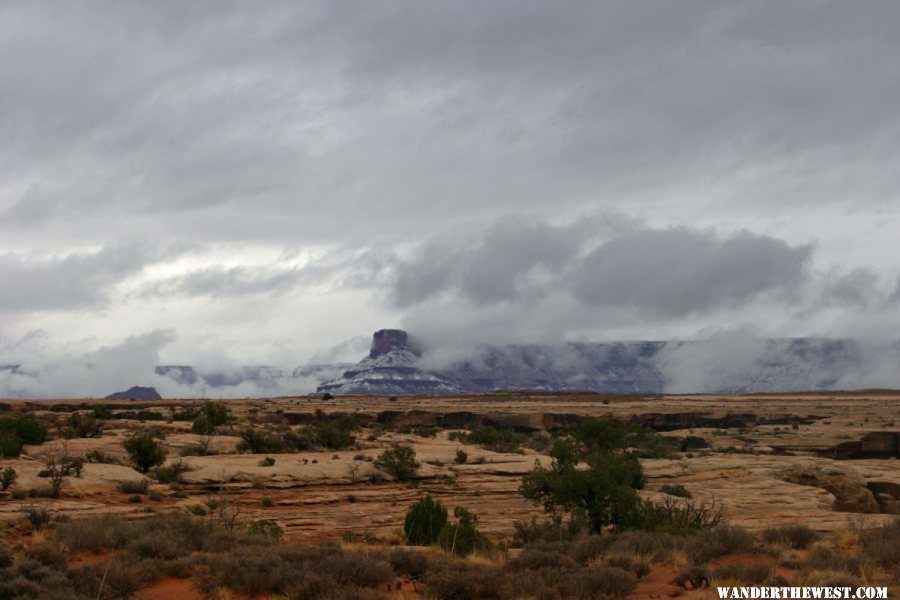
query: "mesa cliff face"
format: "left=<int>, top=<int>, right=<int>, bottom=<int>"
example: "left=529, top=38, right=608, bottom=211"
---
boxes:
left=317, top=329, right=459, bottom=396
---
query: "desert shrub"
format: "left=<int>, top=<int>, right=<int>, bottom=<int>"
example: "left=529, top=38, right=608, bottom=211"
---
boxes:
left=261, top=497, right=274, bottom=507
left=1, top=466, right=17, bottom=490
left=66, top=412, right=102, bottom=438
left=630, top=431, right=679, bottom=459
left=124, top=432, right=166, bottom=473
left=69, top=554, right=164, bottom=598
left=686, top=525, right=755, bottom=563
left=0, top=431, right=23, bottom=458
left=137, top=410, right=165, bottom=421
left=148, top=490, right=163, bottom=501
left=512, top=516, right=584, bottom=546
left=237, top=428, right=286, bottom=453
left=509, top=544, right=580, bottom=572
left=641, top=496, right=724, bottom=534
left=179, top=443, right=213, bottom=457
left=388, top=548, right=430, bottom=580
left=404, top=495, right=448, bottom=545
left=660, top=483, right=691, bottom=498
left=508, top=572, right=561, bottom=600
left=762, top=524, right=819, bottom=549
left=569, top=534, right=614, bottom=564
left=24, top=542, right=67, bottom=569
left=22, top=504, right=52, bottom=529
left=859, top=519, right=900, bottom=567
left=201, top=543, right=390, bottom=597
left=125, top=530, right=186, bottom=560
left=805, top=544, right=862, bottom=576
left=91, top=405, right=114, bottom=419
left=118, top=479, right=149, bottom=494
left=424, top=561, right=512, bottom=600
left=283, top=430, right=315, bottom=451
left=0, top=545, right=12, bottom=569
left=413, top=426, right=439, bottom=438
left=171, top=407, right=200, bottom=421
left=84, top=450, right=118, bottom=464
left=606, top=529, right=682, bottom=562
left=559, top=567, right=636, bottom=599
left=437, top=507, right=489, bottom=557
left=58, top=516, right=124, bottom=552
left=0, top=562, right=77, bottom=599
left=127, top=494, right=143, bottom=503
left=59, top=513, right=219, bottom=555
left=315, top=419, right=356, bottom=450
left=190, top=402, right=232, bottom=436
left=247, top=519, right=283, bottom=540
left=320, top=552, right=393, bottom=588
left=454, top=449, right=468, bottom=464
left=260, top=456, right=276, bottom=466
left=152, top=459, right=189, bottom=483
left=374, top=445, right=420, bottom=481
left=449, top=427, right=525, bottom=453
left=0, top=415, right=47, bottom=445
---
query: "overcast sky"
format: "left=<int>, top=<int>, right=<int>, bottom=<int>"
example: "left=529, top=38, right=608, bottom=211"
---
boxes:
left=2, top=1, right=899, bottom=388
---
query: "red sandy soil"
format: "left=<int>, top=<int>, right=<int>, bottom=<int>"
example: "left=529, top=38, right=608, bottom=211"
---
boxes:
left=132, top=577, right=205, bottom=600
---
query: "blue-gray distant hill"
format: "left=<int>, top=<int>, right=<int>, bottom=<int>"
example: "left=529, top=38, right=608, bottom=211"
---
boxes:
left=105, top=386, right=161, bottom=400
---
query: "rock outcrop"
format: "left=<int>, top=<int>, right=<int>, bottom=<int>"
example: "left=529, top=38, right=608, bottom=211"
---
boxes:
left=783, top=466, right=881, bottom=513
left=822, top=432, right=900, bottom=460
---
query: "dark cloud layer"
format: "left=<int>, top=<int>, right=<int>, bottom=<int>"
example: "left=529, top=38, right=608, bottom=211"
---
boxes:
left=3, top=1, right=899, bottom=245
left=390, top=218, right=812, bottom=318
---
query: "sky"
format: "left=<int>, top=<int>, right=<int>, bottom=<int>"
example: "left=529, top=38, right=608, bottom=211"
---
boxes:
left=1, top=1, right=899, bottom=396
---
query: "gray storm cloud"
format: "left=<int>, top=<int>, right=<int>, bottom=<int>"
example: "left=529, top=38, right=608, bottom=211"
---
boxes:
left=570, top=229, right=811, bottom=317
left=390, top=219, right=812, bottom=318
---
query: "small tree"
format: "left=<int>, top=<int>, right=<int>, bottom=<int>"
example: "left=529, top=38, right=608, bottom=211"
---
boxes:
left=520, top=422, right=648, bottom=535
left=0, top=431, right=22, bottom=459
left=0, top=466, right=17, bottom=491
left=375, top=445, right=420, bottom=482
left=404, top=495, right=448, bottom=545
left=437, top=507, right=489, bottom=556
left=42, top=443, right=84, bottom=498
left=191, top=401, right=232, bottom=436
left=124, top=431, right=166, bottom=473
left=66, top=412, right=102, bottom=438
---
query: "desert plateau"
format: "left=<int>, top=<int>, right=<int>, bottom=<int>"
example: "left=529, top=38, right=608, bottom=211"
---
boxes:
left=0, top=391, right=897, bottom=599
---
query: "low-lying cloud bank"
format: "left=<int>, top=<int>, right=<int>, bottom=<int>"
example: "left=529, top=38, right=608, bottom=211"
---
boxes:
left=1, top=216, right=897, bottom=399
left=3, top=328, right=899, bottom=399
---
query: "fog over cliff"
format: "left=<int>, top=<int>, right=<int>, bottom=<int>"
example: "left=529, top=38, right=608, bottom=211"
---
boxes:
left=2, top=2, right=899, bottom=397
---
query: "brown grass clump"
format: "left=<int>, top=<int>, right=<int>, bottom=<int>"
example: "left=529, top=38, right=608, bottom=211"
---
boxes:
left=858, top=519, right=900, bottom=568
left=686, top=525, right=755, bottom=563
left=424, top=561, right=513, bottom=600
left=761, top=524, right=819, bottom=549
